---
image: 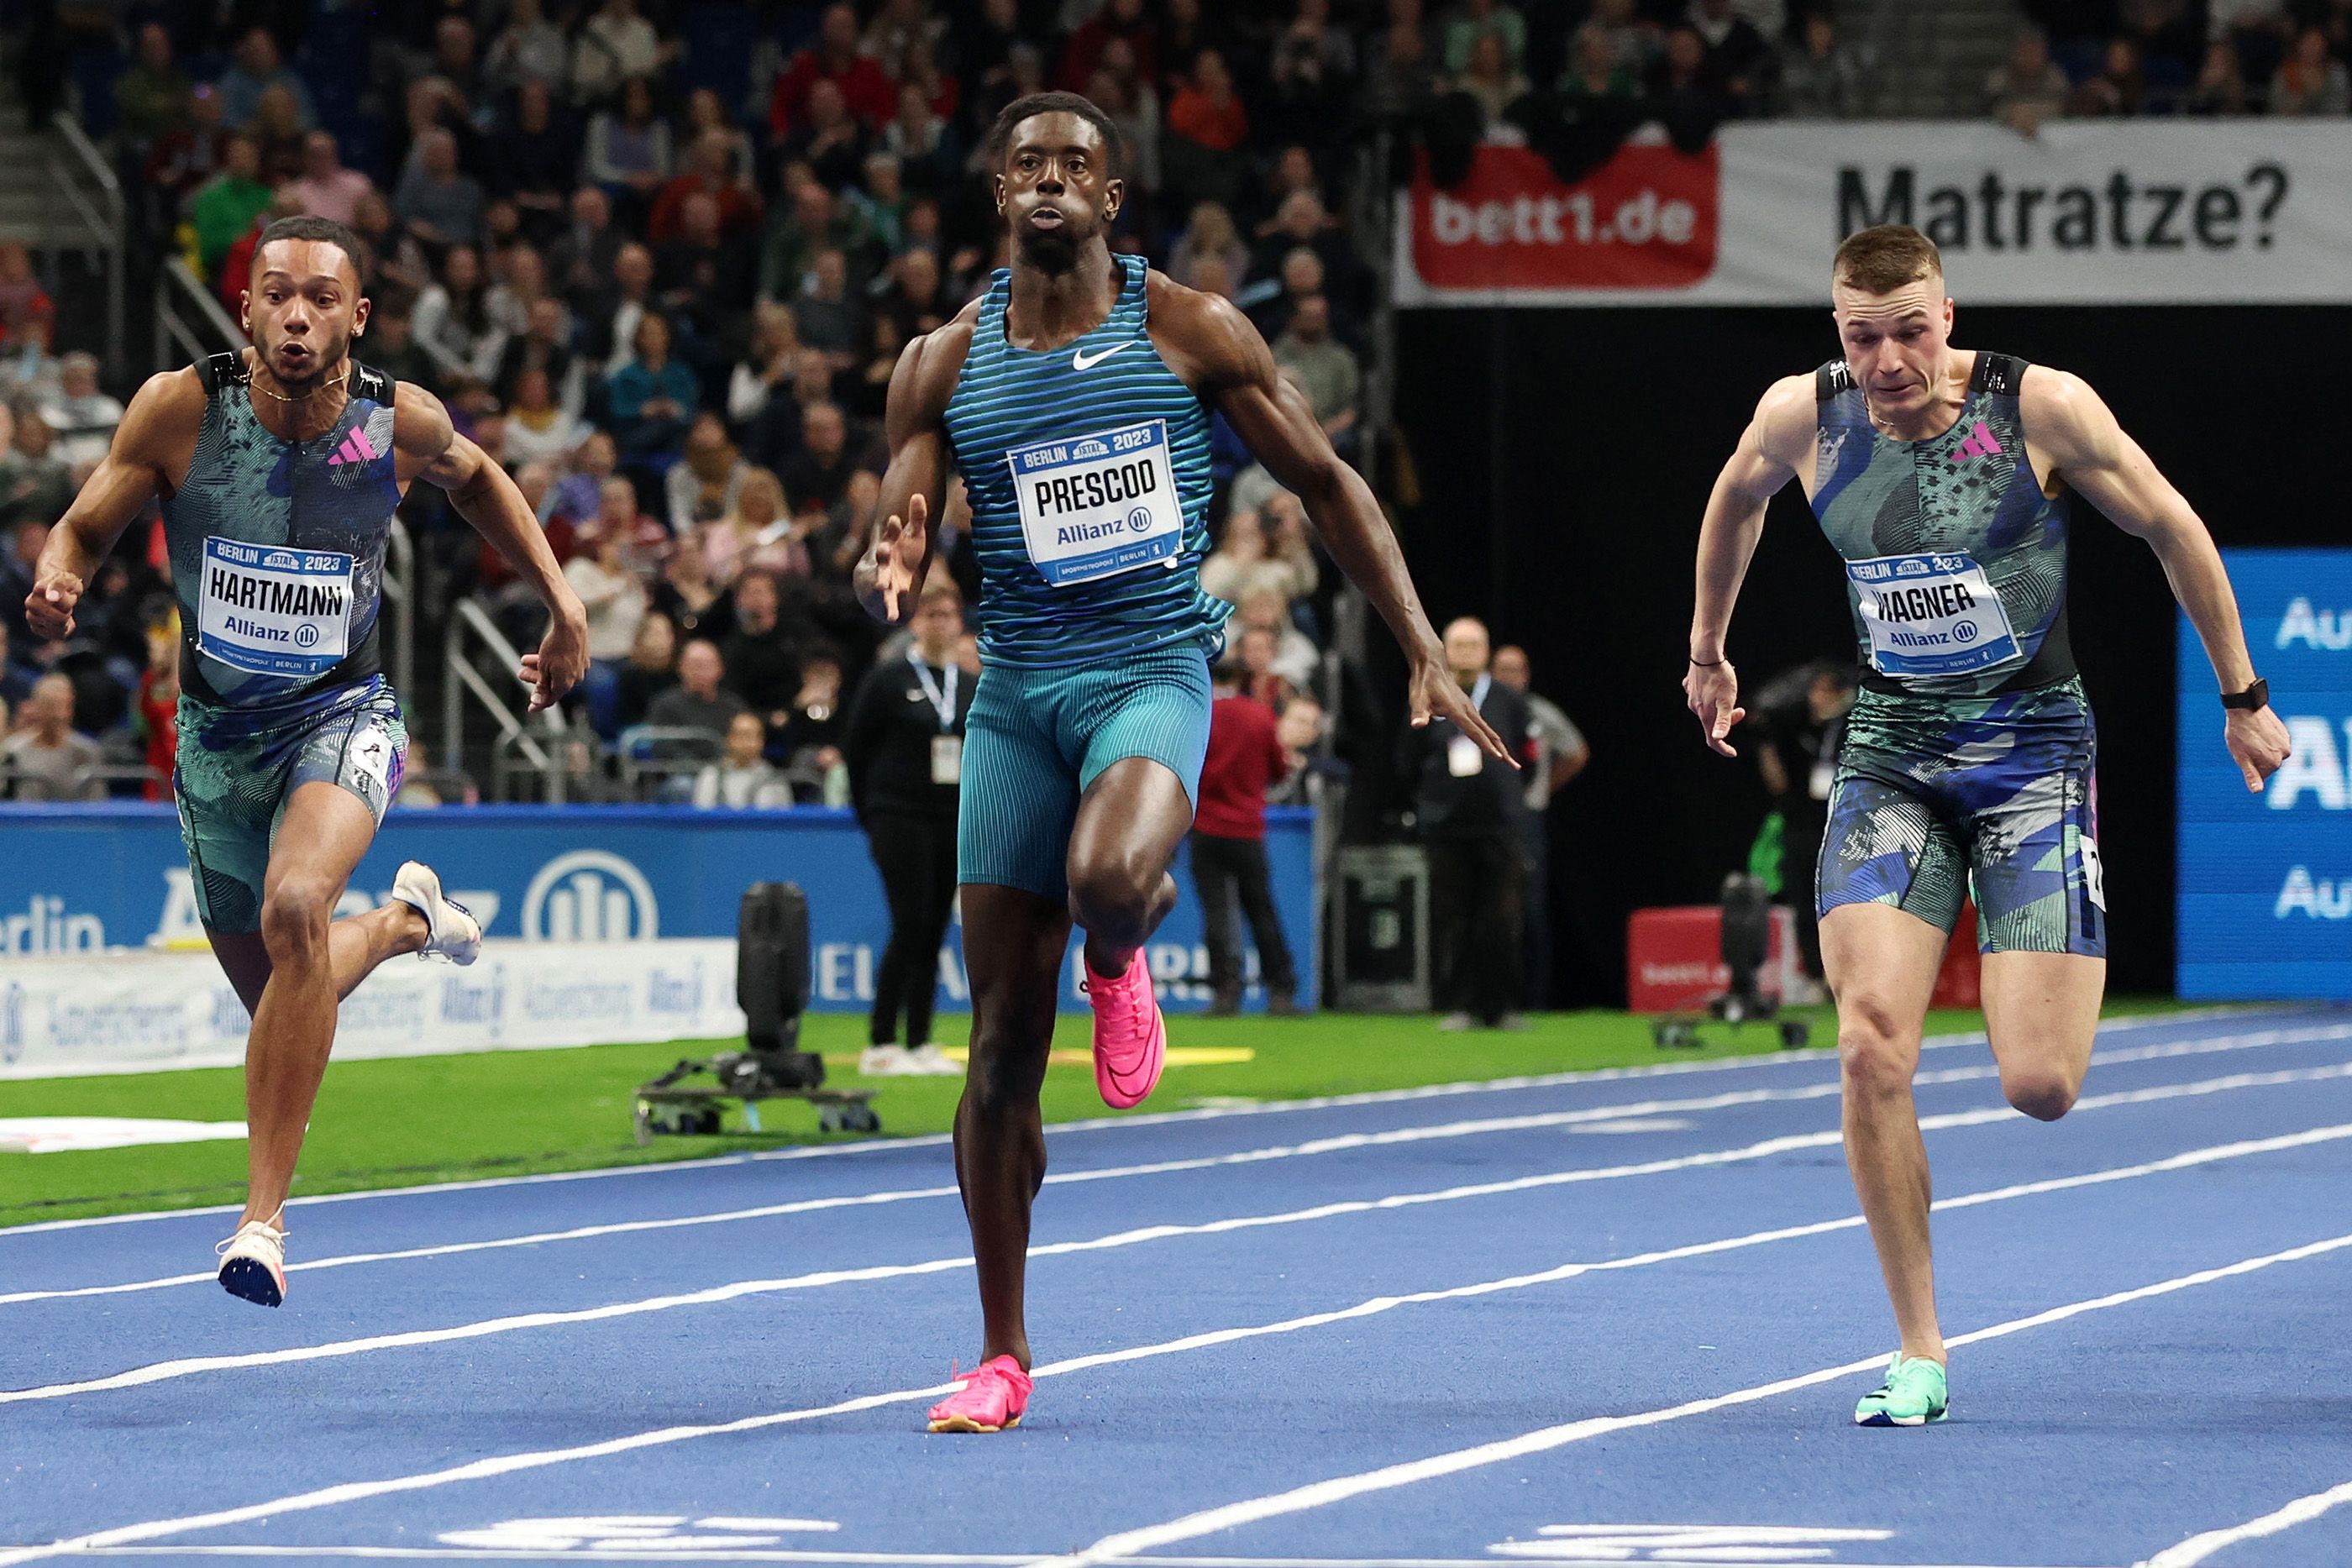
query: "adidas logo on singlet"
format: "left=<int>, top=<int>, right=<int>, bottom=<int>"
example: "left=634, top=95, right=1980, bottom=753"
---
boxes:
left=1949, top=422, right=2003, bottom=463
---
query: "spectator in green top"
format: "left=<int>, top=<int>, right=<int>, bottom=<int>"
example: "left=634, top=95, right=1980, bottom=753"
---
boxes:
left=189, top=134, right=272, bottom=279
left=1271, top=295, right=1360, bottom=455
left=1443, top=0, right=1526, bottom=75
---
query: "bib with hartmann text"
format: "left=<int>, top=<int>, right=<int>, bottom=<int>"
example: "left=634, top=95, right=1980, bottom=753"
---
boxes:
left=197, top=537, right=354, bottom=677
left=1007, top=419, right=1184, bottom=587
left=1845, top=552, right=2020, bottom=679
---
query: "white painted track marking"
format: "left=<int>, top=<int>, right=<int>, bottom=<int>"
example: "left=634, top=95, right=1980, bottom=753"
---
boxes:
left=2138, top=1475, right=2352, bottom=1567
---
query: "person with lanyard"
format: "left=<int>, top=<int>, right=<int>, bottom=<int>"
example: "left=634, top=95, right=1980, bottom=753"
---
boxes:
left=843, top=584, right=973, bottom=1077
left=1684, top=223, right=2288, bottom=1428
left=24, top=214, right=587, bottom=1306
left=1401, top=616, right=1536, bottom=1032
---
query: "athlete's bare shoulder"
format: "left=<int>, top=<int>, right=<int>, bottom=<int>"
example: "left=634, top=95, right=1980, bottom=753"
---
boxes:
left=1142, top=268, right=1265, bottom=391
left=108, top=366, right=210, bottom=490
left=2013, top=359, right=2099, bottom=430
left=1748, top=372, right=1817, bottom=467
left=391, top=378, right=454, bottom=459
left=885, top=303, right=982, bottom=438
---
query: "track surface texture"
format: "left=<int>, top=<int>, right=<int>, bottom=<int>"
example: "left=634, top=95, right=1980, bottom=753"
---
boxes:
left=6, top=1006, right=2350, bottom=1568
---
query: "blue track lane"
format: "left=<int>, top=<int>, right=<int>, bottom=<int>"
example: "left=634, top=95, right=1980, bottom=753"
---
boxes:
left=4, top=1005, right=2349, bottom=1568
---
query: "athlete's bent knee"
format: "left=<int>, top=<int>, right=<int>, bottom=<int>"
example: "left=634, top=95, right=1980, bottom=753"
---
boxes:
left=260, top=877, right=339, bottom=964
left=1837, top=995, right=1916, bottom=1102
left=2002, top=1067, right=2077, bottom=1122
left=1066, top=852, right=1162, bottom=936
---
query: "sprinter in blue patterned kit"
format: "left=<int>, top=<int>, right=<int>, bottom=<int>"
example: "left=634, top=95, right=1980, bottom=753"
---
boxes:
left=856, top=92, right=1507, bottom=1434
left=1683, top=223, right=2291, bottom=1429
left=25, top=216, right=587, bottom=1307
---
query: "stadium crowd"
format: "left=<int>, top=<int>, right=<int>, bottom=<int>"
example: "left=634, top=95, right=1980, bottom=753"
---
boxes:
left=34, top=0, right=2313, bottom=806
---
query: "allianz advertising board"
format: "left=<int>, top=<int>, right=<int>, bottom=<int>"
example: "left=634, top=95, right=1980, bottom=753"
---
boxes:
left=0, top=805, right=1317, bottom=1014
left=2177, top=550, right=2352, bottom=999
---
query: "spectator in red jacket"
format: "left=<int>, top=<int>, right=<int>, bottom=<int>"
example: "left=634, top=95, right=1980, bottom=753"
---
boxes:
left=1189, top=659, right=1299, bottom=1015
left=769, top=2, right=897, bottom=139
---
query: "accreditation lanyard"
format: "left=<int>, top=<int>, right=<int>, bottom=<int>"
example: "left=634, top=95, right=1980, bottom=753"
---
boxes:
left=909, top=656, right=958, bottom=731
left=1446, top=674, right=1492, bottom=778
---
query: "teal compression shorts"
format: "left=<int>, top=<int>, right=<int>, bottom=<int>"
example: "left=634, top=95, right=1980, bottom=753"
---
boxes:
left=957, top=645, right=1213, bottom=902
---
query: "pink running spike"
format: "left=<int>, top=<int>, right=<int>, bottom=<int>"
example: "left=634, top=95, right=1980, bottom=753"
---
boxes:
left=927, top=1355, right=1032, bottom=1433
left=1084, top=952, right=1166, bottom=1109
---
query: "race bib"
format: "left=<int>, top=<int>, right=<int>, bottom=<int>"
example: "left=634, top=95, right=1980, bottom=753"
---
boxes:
left=1006, top=419, right=1184, bottom=587
left=197, top=538, right=354, bottom=677
left=1846, top=552, right=2019, bottom=679
left=931, top=734, right=963, bottom=786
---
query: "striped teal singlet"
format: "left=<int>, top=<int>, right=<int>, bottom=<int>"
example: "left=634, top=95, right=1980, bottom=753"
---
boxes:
left=942, top=254, right=1226, bottom=669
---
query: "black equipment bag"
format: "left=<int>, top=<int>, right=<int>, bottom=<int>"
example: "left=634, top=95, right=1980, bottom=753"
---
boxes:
left=738, top=882, right=822, bottom=1087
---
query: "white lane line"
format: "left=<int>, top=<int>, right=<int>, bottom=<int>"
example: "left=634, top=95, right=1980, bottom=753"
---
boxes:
left=2, top=1007, right=2286, bottom=1237
left=1026, top=1231, right=2352, bottom=1568
left=18, top=1554, right=2103, bottom=1568
left=9, top=1022, right=2334, bottom=1308
left=8, top=1062, right=2346, bottom=1405
left=2139, top=1476, right=2352, bottom=1568
left=3, top=1119, right=2335, bottom=1568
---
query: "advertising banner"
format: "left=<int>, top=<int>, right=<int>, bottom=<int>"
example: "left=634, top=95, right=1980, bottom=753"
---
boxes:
left=0, top=804, right=1318, bottom=1017
left=1396, top=122, right=2352, bottom=307
left=0, top=940, right=745, bottom=1080
left=2177, top=550, right=2352, bottom=1000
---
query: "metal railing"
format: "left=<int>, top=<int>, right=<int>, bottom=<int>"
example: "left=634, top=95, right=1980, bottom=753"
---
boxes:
left=383, top=519, right=415, bottom=701
left=45, top=113, right=124, bottom=371
left=154, top=256, right=244, bottom=375
left=444, top=598, right=568, bottom=801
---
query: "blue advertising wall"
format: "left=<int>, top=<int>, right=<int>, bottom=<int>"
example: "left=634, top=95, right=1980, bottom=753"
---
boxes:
left=2177, top=549, right=2352, bottom=999
left=0, top=805, right=1318, bottom=1014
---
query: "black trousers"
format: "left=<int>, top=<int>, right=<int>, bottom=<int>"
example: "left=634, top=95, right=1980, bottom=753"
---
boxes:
left=1425, top=831, right=1527, bottom=1024
left=864, top=810, right=958, bottom=1046
left=1782, top=800, right=1829, bottom=981
left=1189, top=830, right=1297, bottom=997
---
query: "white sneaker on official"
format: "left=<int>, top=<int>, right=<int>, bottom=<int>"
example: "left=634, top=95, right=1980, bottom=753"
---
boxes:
left=216, top=1215, right=288, bottom=1308
left=901, top=1043, right=963, bottom=1077
left=861, top=1045, right=914, bottom=1077
left=392, top=861, right=480, bottom=966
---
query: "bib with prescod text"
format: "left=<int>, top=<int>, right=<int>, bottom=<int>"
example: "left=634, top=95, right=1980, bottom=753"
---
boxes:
left=1007, top=419, right=1184, bottom=587
left=1845, top=552, right=2020, bottom=679
left=197, top=538, right=354, bottom=678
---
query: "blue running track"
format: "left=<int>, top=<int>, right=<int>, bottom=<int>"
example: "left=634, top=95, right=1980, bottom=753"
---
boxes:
left=5, top=1006, right=2352, bottom=1568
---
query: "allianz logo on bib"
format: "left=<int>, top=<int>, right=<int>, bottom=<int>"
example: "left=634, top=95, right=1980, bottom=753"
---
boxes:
left=2276, top=596, right=2352, bottom=652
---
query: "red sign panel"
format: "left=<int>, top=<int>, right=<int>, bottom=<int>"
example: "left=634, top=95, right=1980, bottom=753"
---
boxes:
left=1410, top=144, right=1721, bottom=292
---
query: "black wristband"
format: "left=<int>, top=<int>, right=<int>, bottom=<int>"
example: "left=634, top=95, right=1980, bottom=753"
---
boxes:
left=1689, top=655, right=1726, bottom=668
left=2221, top=676, right=2269, bottom=712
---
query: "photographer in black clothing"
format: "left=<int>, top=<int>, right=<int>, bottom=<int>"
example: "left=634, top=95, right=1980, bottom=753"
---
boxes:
left=842, top=585, right=971, bottom=1077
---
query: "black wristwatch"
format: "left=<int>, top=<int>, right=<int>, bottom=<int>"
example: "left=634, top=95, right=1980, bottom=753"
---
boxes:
left=2221, top=677, right=2270, bottom=713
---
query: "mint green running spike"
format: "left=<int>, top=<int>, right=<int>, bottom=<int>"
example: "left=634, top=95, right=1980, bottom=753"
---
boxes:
left=1853, top=1353, right=1949, bottom=1427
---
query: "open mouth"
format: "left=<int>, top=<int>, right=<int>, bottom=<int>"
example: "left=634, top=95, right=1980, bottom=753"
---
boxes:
left=1026, top=208, right=1066, bottom=229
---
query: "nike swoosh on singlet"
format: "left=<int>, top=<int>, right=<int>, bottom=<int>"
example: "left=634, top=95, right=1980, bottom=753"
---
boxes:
left=1072, top=341, right=1130, bottom=370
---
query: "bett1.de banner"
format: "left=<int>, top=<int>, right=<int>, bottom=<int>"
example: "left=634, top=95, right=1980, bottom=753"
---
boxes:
left=1394, top=121, right=2352, bottom=306
left=2179, top=552, right=2352, bottom=1001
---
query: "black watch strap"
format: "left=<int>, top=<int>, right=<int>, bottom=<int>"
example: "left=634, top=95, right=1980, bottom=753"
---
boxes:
left=2222, top=677, right=2270, bottom=712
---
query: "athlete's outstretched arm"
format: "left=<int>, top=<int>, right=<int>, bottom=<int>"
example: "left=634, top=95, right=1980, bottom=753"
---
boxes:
left=857, top=326, right=961, bottom=626
left=25, top=370, right=200, bottom=639
left=1168, top=286, right=1508, bottom=761
left=395, top=384, right=588, bottom=712
left=1685, top=375, right=1810, bottom=758
left=2024, top=368, right=2289, bottom=791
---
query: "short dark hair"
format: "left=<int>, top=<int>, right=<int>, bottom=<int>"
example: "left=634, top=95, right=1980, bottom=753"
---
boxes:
left=986, top=91, right=1125, bottom=179
left=1833, top=224, right=1942, bottom=295
left=255, top=214, right=367, bottom=283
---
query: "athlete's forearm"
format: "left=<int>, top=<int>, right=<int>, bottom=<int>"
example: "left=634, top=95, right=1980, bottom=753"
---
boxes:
left=2146, top=514, right=2257, bottom=692
left=1298, top=463, right=1441, bottom=662
left=454, top=469, right=580, bottom=620
left=1690, top=483, right=1769, bottom=660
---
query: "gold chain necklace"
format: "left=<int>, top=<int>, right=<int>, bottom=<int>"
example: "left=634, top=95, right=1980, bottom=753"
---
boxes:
left=248, top=367, right=348, bottom=403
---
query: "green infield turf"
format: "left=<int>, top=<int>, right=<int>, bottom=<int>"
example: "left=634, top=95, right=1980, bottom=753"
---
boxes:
left=0, top=1000, right=2197, bottom=1227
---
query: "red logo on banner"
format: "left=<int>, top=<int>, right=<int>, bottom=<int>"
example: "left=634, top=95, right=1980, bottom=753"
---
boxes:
left=1411, top=144, right=1721, bottom=292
